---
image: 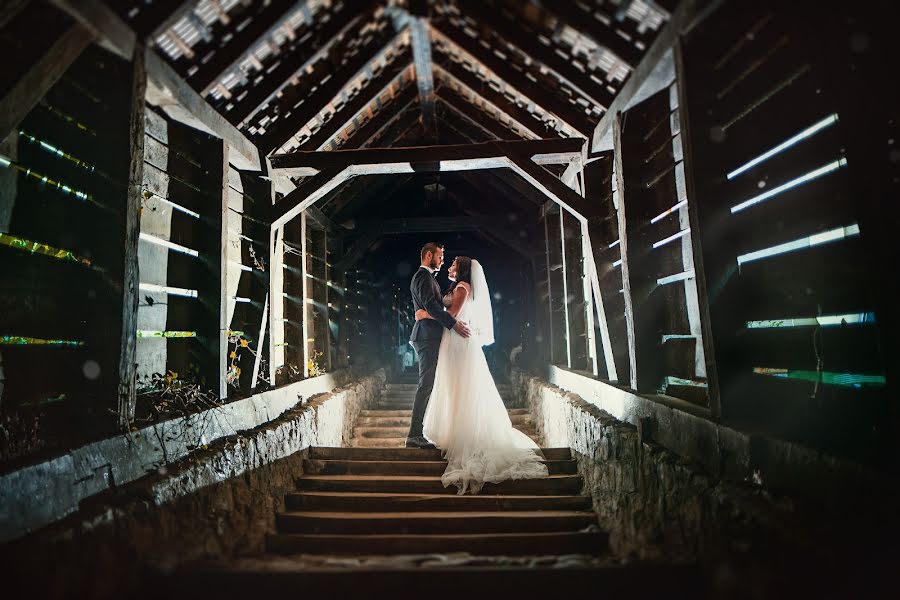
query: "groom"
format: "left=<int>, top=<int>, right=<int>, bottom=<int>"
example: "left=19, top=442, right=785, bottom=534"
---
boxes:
left=406, top=242, right=471, bottom=449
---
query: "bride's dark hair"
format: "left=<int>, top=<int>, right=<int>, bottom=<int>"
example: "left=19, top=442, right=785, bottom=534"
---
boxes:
left=450, top=256, right=473, bottom=296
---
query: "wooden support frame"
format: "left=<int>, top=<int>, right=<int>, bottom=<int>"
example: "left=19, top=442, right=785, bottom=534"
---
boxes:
left=49, top=0, right=261, bottom=171
left=409, top=14, right=437, bottom=136
left=0, top=22, right=95, bottom=142
left=117, top=41, right=147, bottom=427
left=613, top=114, right=639, bottom=390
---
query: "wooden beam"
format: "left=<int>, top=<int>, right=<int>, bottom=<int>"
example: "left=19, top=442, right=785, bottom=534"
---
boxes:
left=0, top=0, right=31, bottom=30
left=0, top=23, right=95, bottom=142
left=302, top=53, right=413, bottom=151
left=505, top=154, right=591, bottom=219
left=271, top=168, right=352, bottom=230
left=343, top=86, right=418, bottom=150
left=431, top=19, right=595, bottom=136
left=145, top=49, right=261, bottom=170
left=256, top=25, right=405, bottom=155
left=364, top=103, right=422, bottom=149
left=436, top=87, right=528, bottom=141
left=49, top=0, right=261, bottom=170
left=217, top=142, right=230, bottom=399
left=409, top=15, right=437, bottom=136
left=49, top=0, right=135, bottom=60
left=127, top=0, right=193, bottom=39
left=432, top=49, right=557, bottom=139
left=613, top=115, right=638, bottom=389
left=117, top=42, right=147, bottom=427
left=187, top=0, right=299, bottom=94
left=221, top=2, right=370, bottom=128
left=270, top=138, right=583, bottom=174
left=541, top=0, right=644, bottom=67
left=457, top=0, right=615, bottom=111
left=592, top=0, right=716, bottom=151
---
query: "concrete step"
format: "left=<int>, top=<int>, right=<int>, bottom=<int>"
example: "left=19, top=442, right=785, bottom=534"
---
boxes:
left=309, top=446, right=572, bottom=461
left=359, top=408, right=530, bottom=417
left=302, top=458, right=578, bottom=476
left=284, top=491, right=593, bottom=512
left=267, top=530, right=607, bottom=556
left=296, top=474, right=583, bottom=495
left=352, top=427, right=539, bottom=440
left=356, top=414, right=534, bottom=427
left=350, top=435, right=542, bottom=448
left=275, top=510, right=597, bottom=535
left=160, top=562, right=702, bottom=598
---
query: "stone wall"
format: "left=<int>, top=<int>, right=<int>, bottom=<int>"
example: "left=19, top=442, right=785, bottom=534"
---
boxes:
left=1, top=370, right=385, bottom=600
left=512, top=369, right=898, bottom=596
left=0, top=367, right=365, bottom=543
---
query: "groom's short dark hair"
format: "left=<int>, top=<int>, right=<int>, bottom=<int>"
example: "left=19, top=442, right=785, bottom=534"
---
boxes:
left=421, top=242, right=443, bottom=262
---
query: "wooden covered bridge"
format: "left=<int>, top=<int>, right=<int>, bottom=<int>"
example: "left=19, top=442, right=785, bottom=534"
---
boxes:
left=0, top=0, right=897, bottom=598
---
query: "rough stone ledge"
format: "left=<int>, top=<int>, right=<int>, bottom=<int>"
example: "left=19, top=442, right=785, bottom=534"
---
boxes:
left=0, top=368, right=383, bottom=543
left=512, top=368, right=900, bottom=581
left=537, top=366, right=888, bottom=504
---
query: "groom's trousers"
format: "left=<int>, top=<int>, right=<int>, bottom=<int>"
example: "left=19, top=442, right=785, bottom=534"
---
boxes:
left=408, top=339, right=441, bottom=439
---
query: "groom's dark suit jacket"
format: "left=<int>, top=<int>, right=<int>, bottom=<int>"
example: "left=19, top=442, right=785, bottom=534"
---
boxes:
left=409, top=266, right=457, bottom=342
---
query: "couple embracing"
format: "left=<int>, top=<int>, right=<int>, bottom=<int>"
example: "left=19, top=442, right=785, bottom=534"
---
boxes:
left=405, top=242, right=548, bottom=495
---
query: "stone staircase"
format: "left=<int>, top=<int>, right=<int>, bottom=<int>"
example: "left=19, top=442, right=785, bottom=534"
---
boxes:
left=158, top=380, right=702, bottom=597
left=350, top=382, right=540, bottom=448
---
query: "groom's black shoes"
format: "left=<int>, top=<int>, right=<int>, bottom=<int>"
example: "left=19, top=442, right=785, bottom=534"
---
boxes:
left=405, top=436, right=436, bottom=450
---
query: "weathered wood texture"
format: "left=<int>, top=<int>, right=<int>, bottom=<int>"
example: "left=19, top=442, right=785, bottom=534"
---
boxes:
left=679, top=0, right=891, bottom=462
left=117, top=43, right=146, bottom=425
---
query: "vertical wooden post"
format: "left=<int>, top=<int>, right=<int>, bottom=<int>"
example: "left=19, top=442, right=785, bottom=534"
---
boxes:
left=269, top=225, right=284, bottom=384
left=300, top=211, right=310, bottom=378
left=217, top=142, right=229, bottom=399
left=674, top=41, right=721, bottom=418
left=613, top=113, right=639, bottom=390
left=323, top=229, right=332, bottom=372
left=558, top=206, right=572, bottom=368
left=543, top=213, right=555, bottom=365
left=118, top=43, right=146, bottom=427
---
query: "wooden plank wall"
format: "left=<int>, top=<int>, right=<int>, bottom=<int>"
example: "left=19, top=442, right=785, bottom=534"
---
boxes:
left=617, top=85, right=709, bottom=407
left=679, top=0, right=889, bottom=460
left=0, top=45, right=134, bottom=460
left=585, top=153, right=631, bottom=385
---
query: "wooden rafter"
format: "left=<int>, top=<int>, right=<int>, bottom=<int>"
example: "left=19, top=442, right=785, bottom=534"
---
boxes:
left=269, top=138, right=584, bottom=176
left=221, top=1, right=375, bottom=128
left=431, top=18, right=594, bottom=136
left=539, top=0, right=645, bottom=67
left=455, top=0, right=615, bottom=111
left=0, top=21, right=95, bottom=141
left=49, top=0, right=261, bottom=170
left=408, top=13, right=437, bottom=136
left=436, top=87, right=527, bottom=141
left=255, top=23, right=406, bottom=155
left=301, top=56, right=414, bottom=151
left=343, top=86, right=418, bottom=150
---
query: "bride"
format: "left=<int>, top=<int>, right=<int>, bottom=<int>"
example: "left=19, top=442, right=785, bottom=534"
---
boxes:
left=415, top=256, right=548, bottom=494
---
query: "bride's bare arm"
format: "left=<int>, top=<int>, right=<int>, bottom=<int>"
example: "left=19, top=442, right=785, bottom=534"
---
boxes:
left=446, top=284, right=469, bottom=318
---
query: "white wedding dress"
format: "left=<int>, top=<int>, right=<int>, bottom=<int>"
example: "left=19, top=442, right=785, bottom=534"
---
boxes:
left=423, top=260, right=548, bottom=494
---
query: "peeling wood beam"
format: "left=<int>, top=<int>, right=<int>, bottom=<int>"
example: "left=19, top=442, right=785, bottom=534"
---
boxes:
left=592, top=0, right=713, bottom=151
left=431, top=19, right=594, bottom=136
left=223, top=1, right=373, bottom=128
left=49, top=0, right=261, bottom=170
left=302, top=54, right=413, bottom=151
left=0, top=22, right=95, bottom=142
left=344, top=86, right=418, bottom=150
left=256, top=23, right=403, bottom=155
left=188, top=0, right=300, bottom=94
left=539, top=0, right=643, bottom=66
left=436, top=88, right=527, bottom=141
left=270, top=138, right=583, bottom=175
left=457, top=0, right=615, bottom=111
left=144, top=50, right=260, bottom=170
